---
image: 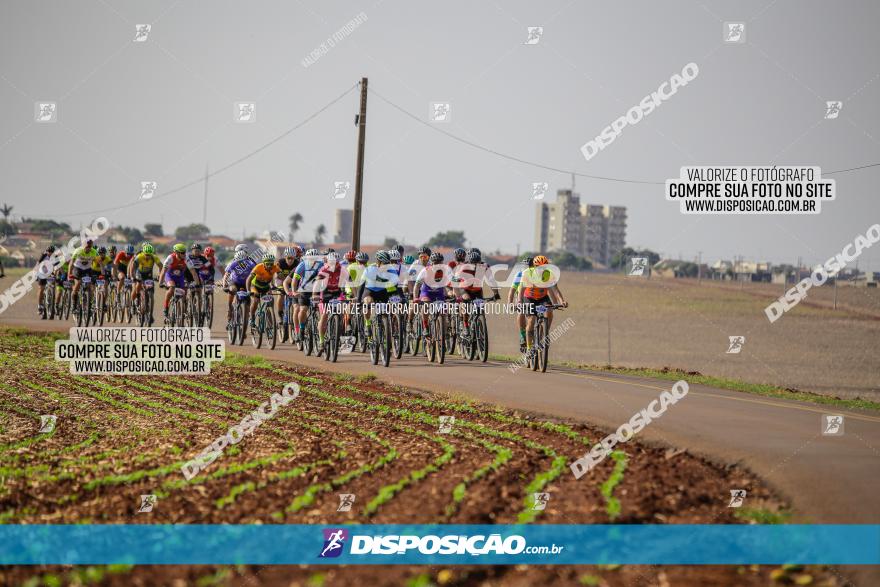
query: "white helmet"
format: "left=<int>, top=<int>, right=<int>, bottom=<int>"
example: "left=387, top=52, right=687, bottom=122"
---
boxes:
left=388, top=250, right=401, bottom=262
left=305, top=248, right=319, bottom=257
left=326, top=252, right=340, bottom=263
left=233, top=250, right=247, bottom=261
left=234, top=244, right=248, bottom=253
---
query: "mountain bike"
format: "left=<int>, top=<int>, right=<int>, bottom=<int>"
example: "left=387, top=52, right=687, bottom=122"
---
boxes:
left=137, top=279, right=156, bottom=327
left=57, top=277, right=72, bottom=320
left=185, top=282, right=203, bottom=327
left=252, top=289, right=282, bottom=350
left=321, top=297, right=344, bottom=362
left=389, top=294, right=405, bottom=359
left=527, top=303, right=565, bottom=372
left=281, top=292, right=296, bottom=345
left=405, top=308, right=423, bottom=355
left=368, top=299, right=392, bottom=367
left=460, top=297, right=492, bottom=362
left=75, top=274, right=95, bottom=327
left=94, top=273, right=109, bottom=326
left=226, top=288, right=250, bottom=345
left=202, top=283, right=215, bottom=328
left=348, top=301, right=368, bottom=353
left=117, top=278, right=134, bottom=324
left=425, top=301, right=447, bottom=364
left=42, top=277, right=56, bottom=320
left=164, top=284, right=188, bottom=327
left=301, top=297, right=321, bottom=356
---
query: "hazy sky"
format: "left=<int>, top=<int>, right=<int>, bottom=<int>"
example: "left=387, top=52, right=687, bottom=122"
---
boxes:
left=1, top=0, right=878, bottom=269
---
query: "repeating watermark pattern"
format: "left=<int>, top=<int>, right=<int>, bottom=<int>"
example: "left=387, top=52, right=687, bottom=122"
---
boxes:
left=235, top=102, right=256, bottom=123
left=138, top=494, right=157, bottom=513
left=430, top=102, right=451, bottom=123
left=333, top=181, right=351, bottom=199
left=570, top=380, right=689, bottom=478
left=302, top=12, right=368, bottom=68
left=134, top=24, right=151, bottom=42
left=728, top=489, right=747, bottom=508
left=39, top=415, right=57, bottom=434
left=34, top=102, right=57, bottom=123
left=724, top=22, right=745, bottom=43
left=438, top=415, right=455, bottom=434
left=532, top=492, right=550, bottom=511
left=0, top=217, right=110, bottom=315
left=140, top=181, right=157, bottom=200
left=181, top=382, right=300, bottom=479
left=824, top=101, right=842, bottom=119
left=337, top=493, right=356, bottom=512
left=524, top=27, right=543, bottom=45
left=532, top=182, right=549, bottom=200
left=766, top=224, right=880, bottom=322
left=581, top=62, right=698, bottom=161
left=726, top=335, right=745, bottom=354
left=822, top=414, right=844, bottom=436
left=629, top=257, right=648, bottom=276
left=508, top=317, right=575, bottom=373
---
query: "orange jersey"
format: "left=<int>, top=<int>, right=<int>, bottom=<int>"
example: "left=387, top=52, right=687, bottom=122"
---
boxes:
left=251, top=263, right=280, bottom=284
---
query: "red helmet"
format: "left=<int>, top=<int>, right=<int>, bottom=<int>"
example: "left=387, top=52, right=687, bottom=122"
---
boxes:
left=204, top=246, right=215, bottom=257
left=344, top=250, right=357, bottom=262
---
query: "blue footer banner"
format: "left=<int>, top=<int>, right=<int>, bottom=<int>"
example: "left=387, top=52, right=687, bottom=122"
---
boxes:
left=1, top=525, right=878, bottom=565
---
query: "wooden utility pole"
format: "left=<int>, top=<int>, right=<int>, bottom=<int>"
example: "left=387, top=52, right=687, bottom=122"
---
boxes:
left=351, top=77, right=368, bottom=251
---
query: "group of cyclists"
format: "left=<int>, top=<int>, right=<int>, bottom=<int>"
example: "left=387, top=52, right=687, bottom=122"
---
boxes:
left=34, top=238, right=569, bottom=369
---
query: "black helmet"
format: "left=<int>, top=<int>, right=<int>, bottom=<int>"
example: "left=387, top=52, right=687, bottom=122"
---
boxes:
left=419, top=246, right=431, bottom=256
left=429, top=252, right=444, bottom=264
left=46, top=245, right=56, bottom=253
left=355, top=251, right=368, bottom=263
left=467, top=250, right=482, bottom=263
left=394, top=244, right=404, bottom=255
left=376, top=250, right=391, bottom=264
left=454, top=247, right=466, bottom=261
left=522, top=255, right=534, bottom=267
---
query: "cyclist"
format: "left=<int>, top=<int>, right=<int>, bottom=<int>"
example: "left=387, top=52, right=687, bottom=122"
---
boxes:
left=67, top=239, right=98, bottom=311
left=129, top=243, right=163, bottom=310
left=517, top=255, right=568, bottom=355
left=414, top=252, right=451, bottom=342
left=358, top=250, right=401, bottom=343
left=508, top=255, right=534, bottom=352
left=343, top=251, right=368, bottom=335
left=202, top=246, right=218, bottom=285
left=450, top=247, right=466, bottom=270
left=52, top=254, right=71, bottom=310
left=285, top=248, right=324, bottom=343
left=36, top=245, right=57, bottom=318
left=314, top=251, right=344, bottom=351
left=91, top=247, right=113, bottom=315
left=114, top=244, right=135, bottom=300
left=222, top=250, right=257, bottom=325
left=187, top=243, right=211, bottom=319
left=275, top=246, right=300, bottom=341
left=246, top=252, right=280, bottom=329
left=158, top=243, right=201, bottom=320
left=453, top=249, right=500, bottom=337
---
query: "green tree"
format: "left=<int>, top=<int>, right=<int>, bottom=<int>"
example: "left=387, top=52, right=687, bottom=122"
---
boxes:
left=314, top=224, right=327, bottom=246
left=610, top=247, right=660, bottom=269
left=1, top=204, right=13, bottom=221
left=289, top=213, right=303, bottom=242
left=0, top=220, right=15, bottom=236
left=425, top=230, right=466, bottom=249
left=115, top=226, right=144, bottom=244
left=144, top=223, right=163, bottom=237
left=174, top=223, right=211, bottom=241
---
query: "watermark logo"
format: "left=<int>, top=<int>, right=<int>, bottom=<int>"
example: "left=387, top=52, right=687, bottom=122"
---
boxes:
left=140, top=181, right=158, bottom=200
left=726, top=335, right=745, bottom=354
left=532, top=182, right=549, bottom=200
left=39, top=415, right=57, bottom=433
left=724, top=22, right=745, bottom=43
left=235, top=102, right=256, bottom=123
left=134, top=24, right=151, bottom=42
left=138, top=494, right=157, bottom=513
left=509, top=317, right=575, bottom=373
left=430, top=102, right=451, bottom=123
left=438, top=415, right=455, bottom=434
left=728, top=489, right=747, bottom=508
left=629, top=257, right=648, bottom=276
left=524, top=27, right=543, bottom=45
left=337, top=493, right=356, bottom=512
left=35, top=102, right=57, bottom=123
left=301, top=12, right=368, bottom=68
left=333, top=181, right=351, bottom=199
left=532, top=492, right=550, bottom=511
left=824, top=101, right=842, bottom=119
left=822, top=414, right=844, bottom=436
left=319, top=528, right=348, bottom=558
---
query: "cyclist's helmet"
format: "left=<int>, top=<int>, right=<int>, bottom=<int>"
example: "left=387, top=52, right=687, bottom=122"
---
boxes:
left=292, top=244, right=303, bottom=256
left=109, top=245, right=117, bottom=254
left=46, top=245, right=56, bottom=253
left=233, top=250, right=247, bottom=261
left=173, top=243, right=186, bottom=254
left=142, top=243, right=154, bottom=254
left=521, top=254, right=533, bottom=266
left=344, top=250, right=357, bottom=262
left=389, top=249, right=401, bottom=262
left=305, top=248, right=319, bottom=257
left=533, top=255, right=549, bottom=266
left=453, top=247, right=466, bottom=261
left=394, top=244, right=404, bottom=255
left=283, top=247, right=297, bottom=258
left=204, top=246, right=215, bottom=257
left=234, top=244, right=248, bottom=253
left=419, top=246, right=431, bottom=256
left=376, top=250, right=391, bottom=264
left=262, top=252, right=275, bottom=264
left=191, top=244, right=203, bottom=253
left=429, top=252, right=444, bottom=264
left=125, top=244, right=135, bottom=255
left=98, top=246, right=107, bottom=255
left=467, top=250, right=482, bottom=263
left=85, top=239, right=94, bottom=246
left=403, top=255, right=415, bottom=264
left=326, top=248, right=336, bottom=254
left=326, top=252, right=340, bottom=263
left=355, top=251, right=369, bottom=263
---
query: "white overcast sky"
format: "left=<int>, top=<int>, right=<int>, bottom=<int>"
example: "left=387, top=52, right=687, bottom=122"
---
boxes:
left=1, top=0, right=878, bottom=270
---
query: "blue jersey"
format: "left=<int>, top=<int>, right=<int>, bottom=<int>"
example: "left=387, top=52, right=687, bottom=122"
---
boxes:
left=225, top=258, right=256, bottom=286
left=364, top=264, right=401, bottom=292
left=293, top=259, right=324, bottom=291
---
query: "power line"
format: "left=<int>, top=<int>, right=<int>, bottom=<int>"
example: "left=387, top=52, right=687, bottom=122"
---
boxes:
left=369, top=86, right=880, bottom=184
left=24, top=83, right=359, bottom=221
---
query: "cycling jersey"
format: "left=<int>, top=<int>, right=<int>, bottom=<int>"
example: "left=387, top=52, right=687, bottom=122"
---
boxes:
left=511, top=269, right=523, bottom=292
left=455, top=263, right=491, bottom=293
left=132, top=252, right=162, bottom=272
left=114, top=251, right=133, bottom=269
left=363, top=264, right=400, bottom=292
left=293, top=259, right=324, bottom=292
left=275, top=257, right=297, bottom=281
left=251, top=263, right=280, bottom=285
left=316, top=263, right=343, bottom=292
left=163, top=253, right=194, bottom=276
left=225, top=258, right=257, bottom=287
left=187, top=254, right=211, bottom=281
left=70, top=246, right=97, bottom=270
left=344, top=262, right=366, bottom=298
left=416, top=265, right=448, bottom=302
left=91, top=254, right=112, bottom=273
left=521, top=266, right=554, bottom=299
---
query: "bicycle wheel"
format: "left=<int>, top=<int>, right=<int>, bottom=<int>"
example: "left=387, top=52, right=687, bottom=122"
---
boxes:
left=205, top=293, right=213, bottom=328
left=325, top=314, right=336, bottom=362
left=446, top=316, right=457, bottom=355
left=63, top=291, right=71, bottom=319
left=427, top=318, right=436, bottom=363
left=438, top=315, right=446, bottom=364
left=96, top=289, right=105, bottom=326
left=252, top=306, right=264, bottom=349
left=390, top=314, right=403, bottom=359
left=538, top=320, right=549, bottom=372
left=266, top=308, right=277, bottom=350
left=531, top=323, right=542, bottom=371
left=475, top=314, right=488, bottom=363
left=44, top=287, right=55, bottom=320
left=226, top=305, right=237, bottom=343
left=380, top=314, right=391, bottom=367
left=303, top=312, right=315, bottom=356
left=369, top=318, right=379, bottom=365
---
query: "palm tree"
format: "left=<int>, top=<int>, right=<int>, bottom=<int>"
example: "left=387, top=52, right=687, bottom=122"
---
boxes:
left=0, top=204, right=12, bottom=221
left=314, top=224, right=326, bottom=246
left=288, top=213, right=303, bottom=243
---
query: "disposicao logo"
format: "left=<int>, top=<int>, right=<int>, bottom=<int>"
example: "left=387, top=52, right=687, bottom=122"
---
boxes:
left=319, top=528, right=348, bottom=558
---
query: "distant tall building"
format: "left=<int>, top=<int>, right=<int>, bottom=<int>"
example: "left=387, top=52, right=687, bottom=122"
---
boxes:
left=534, top=189, right=626, bottom=266
left=333, top=209, right=353, bottom=243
